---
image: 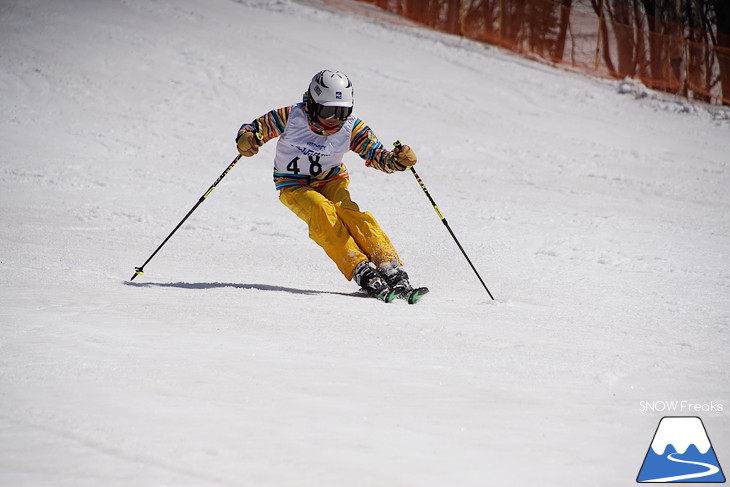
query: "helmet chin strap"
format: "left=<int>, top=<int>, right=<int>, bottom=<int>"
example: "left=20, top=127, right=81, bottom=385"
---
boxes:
left=311, top=116, right=343, bottom=133
left=318, top=116, right=341, bottom=128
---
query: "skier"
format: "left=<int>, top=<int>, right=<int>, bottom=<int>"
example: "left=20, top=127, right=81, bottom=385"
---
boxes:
left=235, top=69, right=426, bottom=302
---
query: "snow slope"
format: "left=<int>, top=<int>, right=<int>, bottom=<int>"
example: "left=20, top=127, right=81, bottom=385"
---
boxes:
left=1, top=0, right=728, bottom=485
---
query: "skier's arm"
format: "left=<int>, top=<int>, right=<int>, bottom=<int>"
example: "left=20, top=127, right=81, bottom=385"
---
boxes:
left=236, top=107, right=291, bottom=156
left=350, top=119, right=416, bottom=172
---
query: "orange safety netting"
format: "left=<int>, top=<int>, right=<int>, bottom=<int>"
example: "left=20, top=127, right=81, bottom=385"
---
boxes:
left=356, top=0, right=730, bottom=106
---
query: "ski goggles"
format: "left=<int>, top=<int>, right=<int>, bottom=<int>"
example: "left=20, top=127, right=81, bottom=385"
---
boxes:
left=314, top=104, right=353, bottom=121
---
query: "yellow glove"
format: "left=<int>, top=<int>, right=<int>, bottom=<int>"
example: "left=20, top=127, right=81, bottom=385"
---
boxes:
left=393, top=143, right=417, bottom=170
left=237, top=130, right=263, bottom=157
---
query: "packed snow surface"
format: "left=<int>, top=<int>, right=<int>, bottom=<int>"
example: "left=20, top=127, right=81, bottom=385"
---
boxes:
left=1, top=0, right=728, bottom=486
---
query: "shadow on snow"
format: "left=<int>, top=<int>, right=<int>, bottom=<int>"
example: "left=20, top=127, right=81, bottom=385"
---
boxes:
left=124, top=280, right=363, bottom=298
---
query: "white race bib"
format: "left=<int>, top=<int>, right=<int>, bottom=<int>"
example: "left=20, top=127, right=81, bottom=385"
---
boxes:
left=274, top=104, right=355, bottom=177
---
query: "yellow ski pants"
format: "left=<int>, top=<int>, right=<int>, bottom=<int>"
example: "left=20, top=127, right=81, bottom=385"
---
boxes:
left=279, top=178, right=400, bottom=281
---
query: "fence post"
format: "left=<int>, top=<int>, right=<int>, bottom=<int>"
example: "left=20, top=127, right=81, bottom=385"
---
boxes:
left=459, top=0, right=465, bottom=37
left=499, top=0, right=504, bottom=44
left=683, top=39, right=690, bottom=98
left=594, top=0, right=604, bottom=71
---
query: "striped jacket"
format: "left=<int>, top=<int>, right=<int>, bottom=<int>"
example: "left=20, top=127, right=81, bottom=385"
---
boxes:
left=237, top=99, right=408, bottom=190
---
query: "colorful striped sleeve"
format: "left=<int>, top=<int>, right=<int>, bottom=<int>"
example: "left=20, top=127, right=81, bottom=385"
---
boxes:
left=350, top=119, right=408, bottom=173
left=237, top=106, right=291, bottom=144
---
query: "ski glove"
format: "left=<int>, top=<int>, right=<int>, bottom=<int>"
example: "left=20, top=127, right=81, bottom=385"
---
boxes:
left=237, top=130, right=263, bottom=157
left=393, top=143, right=417, bottom=170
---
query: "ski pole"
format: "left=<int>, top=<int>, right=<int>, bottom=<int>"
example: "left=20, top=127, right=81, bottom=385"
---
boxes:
left=130, top=153, right=242, bottom=281
left=395, top=141, right=495, bottom=300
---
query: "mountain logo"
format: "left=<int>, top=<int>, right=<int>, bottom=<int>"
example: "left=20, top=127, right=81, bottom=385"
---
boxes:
left=637, top=416, right=725, bottom=483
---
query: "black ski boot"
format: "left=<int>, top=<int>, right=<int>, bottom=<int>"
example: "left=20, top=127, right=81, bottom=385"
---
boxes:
left=378, top=262, right=429, bottom=304
left=353, top=261, right=396, bottom=302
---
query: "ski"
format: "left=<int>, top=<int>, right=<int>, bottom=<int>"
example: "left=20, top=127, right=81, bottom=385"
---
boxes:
left=395, top=286, right=430, bottom=304
left=360, top=286, right=398, bottom=303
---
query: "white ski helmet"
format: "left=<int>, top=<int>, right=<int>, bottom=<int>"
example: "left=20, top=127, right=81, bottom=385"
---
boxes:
left=307, top=69, right=354, bottom=121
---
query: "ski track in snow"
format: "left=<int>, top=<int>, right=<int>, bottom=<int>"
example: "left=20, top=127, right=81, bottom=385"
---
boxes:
left=1, top=0, right=729, bottom=486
